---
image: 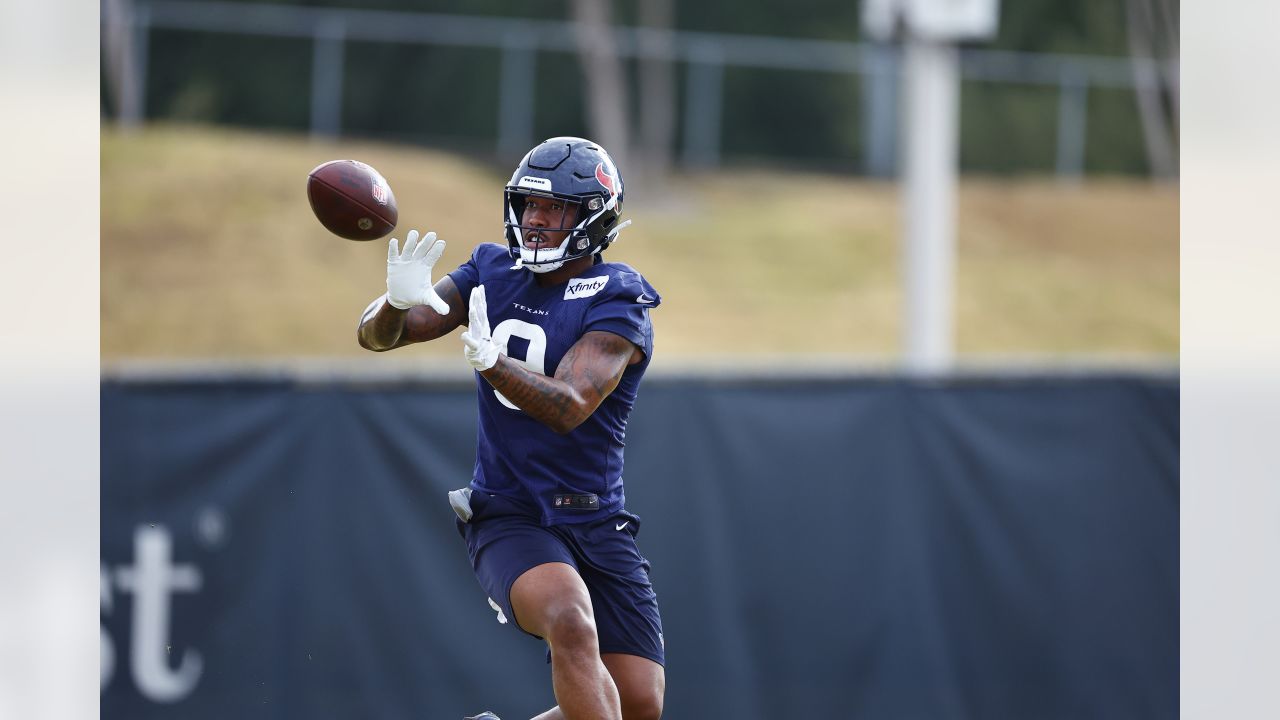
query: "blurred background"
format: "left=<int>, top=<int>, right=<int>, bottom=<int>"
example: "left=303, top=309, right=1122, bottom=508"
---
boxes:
left=99, top=0, right=1178, bottom=718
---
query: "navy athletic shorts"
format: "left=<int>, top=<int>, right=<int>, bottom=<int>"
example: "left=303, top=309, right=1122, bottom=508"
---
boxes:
left=456, top=491, right=665, bottom=667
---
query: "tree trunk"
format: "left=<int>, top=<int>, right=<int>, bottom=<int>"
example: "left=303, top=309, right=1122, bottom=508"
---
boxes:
left=1154, top=0, right=1179, bottom=115
left=102, top=0, right=139, bottom=127
left=637, top=0, right=676, bottom=184
left=1125, top=0, right=1178, bottom=178
left=571, top=0, right=630, bottom=171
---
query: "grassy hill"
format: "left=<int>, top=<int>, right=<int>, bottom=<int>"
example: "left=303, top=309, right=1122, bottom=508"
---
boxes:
left=102, top=124, right=1178, bottom=365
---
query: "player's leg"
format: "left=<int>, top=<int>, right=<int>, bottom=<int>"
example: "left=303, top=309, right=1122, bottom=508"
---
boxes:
left=525, top=652, right=664, bottom=720
left=510, top=562, right=622, bottom=720
left=602, top=653, right=664, bottom=720
left=571, top=512, right=666, bottom=719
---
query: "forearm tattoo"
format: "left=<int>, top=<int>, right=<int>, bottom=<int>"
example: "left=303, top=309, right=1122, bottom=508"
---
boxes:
left=358, top=301, right=408, bottom=351
left=481, top=331, right=633, bottom=432
left=357, top=281, right=465, bottom=351
left=404, top=281, right=465, bottom=342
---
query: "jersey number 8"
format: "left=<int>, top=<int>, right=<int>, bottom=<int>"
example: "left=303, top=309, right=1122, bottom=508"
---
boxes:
left=490, top=319, right=547, bottom=411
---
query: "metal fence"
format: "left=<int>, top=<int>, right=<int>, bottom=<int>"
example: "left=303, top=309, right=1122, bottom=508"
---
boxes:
left=106, top=0, right=1176, bottom=178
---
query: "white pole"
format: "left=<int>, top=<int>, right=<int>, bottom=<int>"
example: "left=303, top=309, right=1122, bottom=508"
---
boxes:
left=901, top=36, right=959, bottom=373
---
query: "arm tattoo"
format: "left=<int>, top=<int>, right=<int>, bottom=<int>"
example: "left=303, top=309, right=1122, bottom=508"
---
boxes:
left=480, top=331, right=635, bottom=433
left=357, top=278, right=466, bottom=351
left=403, top=281, right=466, bottom=343
left=357, top=298, right=409, bottom=351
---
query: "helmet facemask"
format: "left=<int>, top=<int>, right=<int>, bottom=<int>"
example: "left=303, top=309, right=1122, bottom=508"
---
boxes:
left=505, top=189, right=616, bottom=273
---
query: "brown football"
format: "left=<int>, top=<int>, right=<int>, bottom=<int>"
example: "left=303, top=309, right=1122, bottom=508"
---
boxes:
left=306, top=159, right=398, bottom=240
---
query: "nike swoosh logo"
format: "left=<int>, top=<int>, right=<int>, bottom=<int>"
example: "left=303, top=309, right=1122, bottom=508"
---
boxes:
left=615, top=521, right=630, bottom=531
left=635, top=294, right=653, bottom=304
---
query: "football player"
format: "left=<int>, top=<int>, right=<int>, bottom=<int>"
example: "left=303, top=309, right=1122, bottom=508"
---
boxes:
left=357, top=137, right=664, bottom=720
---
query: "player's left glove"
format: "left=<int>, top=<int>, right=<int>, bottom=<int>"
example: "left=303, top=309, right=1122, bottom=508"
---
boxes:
left=460, top=285, right=505, bottom=371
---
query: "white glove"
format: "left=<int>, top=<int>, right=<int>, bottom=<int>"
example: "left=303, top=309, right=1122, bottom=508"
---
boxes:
left=386, top=230, right=450, bottom=313
left=460, top=285, right=505, bottom=371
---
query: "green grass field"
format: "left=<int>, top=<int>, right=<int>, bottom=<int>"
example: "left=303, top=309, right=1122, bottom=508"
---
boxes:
left=102, top=124, right=1178, bottom=363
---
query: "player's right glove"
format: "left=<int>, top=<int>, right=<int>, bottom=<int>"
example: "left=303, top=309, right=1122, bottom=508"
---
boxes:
left=460, top=285, right=505, bottom=371
left=385, top=229, right=450, bottom=314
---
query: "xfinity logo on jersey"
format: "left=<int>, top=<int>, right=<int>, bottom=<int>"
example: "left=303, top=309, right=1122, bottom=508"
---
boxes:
left=564, top=276, right=610, bottom=300
left=102, top=519, right=218, bottom=703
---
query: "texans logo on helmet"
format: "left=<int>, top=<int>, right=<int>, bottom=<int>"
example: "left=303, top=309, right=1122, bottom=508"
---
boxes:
left=594, top=162, right=620, bottom=199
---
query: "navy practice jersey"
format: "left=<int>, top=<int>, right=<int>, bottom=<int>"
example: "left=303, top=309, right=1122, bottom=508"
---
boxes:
left=448, top=243, right=661, bottom=526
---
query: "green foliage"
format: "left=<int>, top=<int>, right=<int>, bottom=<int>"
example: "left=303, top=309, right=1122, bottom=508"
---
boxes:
left=988, top=0, right=1130, bottom=54
left=146, top=30, right=314, bottom=130
left=532, top=51, right=592, bottom=142
left=120, top=0, right=1158, bottom=176
left=959, top=82, right=1061, bottom=175
left=1085, top=87, right=1150, bottom=174
left=341, top=42, right=501, bottom=147
left=721, top=67, right=863, bottom=169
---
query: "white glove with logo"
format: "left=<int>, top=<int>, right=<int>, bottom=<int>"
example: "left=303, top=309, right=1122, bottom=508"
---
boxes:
left=460, top=285, right=505, bottom=371
left=386, top=230, right=450, bottom=313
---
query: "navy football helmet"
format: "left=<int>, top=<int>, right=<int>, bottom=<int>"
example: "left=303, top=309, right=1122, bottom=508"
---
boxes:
left=503, top=137, right=627, bottom=273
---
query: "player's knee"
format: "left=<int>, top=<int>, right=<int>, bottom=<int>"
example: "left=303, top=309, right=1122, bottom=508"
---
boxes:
left=618, top=684, right=663, bottom=720
left=544, top=604, right=599, bottom=654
